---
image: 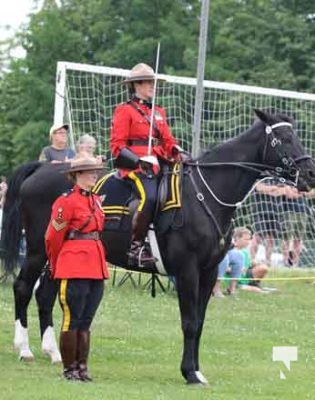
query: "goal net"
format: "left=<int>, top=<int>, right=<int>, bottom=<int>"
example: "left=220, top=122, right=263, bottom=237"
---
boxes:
left=54, top=61, right=315, bottom=268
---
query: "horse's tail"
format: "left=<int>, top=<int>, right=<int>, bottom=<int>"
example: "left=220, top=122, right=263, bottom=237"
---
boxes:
left=0, top=161, right=42, bottom=274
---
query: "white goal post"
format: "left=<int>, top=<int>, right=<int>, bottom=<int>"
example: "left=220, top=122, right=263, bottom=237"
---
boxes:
left=54, top=61, right=315, bottom=268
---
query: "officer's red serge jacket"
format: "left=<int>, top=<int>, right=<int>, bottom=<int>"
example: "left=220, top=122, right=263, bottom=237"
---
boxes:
left=45, top=185, right=109, bottom=279
left=110, top=100, right=179, bottom=177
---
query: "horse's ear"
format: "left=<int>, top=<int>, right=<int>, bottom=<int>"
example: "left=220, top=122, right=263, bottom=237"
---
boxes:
left=254, top=108, right=270, bottom=124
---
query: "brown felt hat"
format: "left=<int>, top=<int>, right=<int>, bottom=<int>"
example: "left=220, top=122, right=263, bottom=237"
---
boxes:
left=65, top=154, right=104, bottom=173
left=121, top=63, right=165, bottom=84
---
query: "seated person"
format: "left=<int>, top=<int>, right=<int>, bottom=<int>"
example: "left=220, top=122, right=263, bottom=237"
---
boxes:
left=212, top=227, right=251, bottom=297
left=239, top=253, right=273, bottom=293
left=237, top=228, right=271, bottom=293
left=39, top=123, right=76, bottom=163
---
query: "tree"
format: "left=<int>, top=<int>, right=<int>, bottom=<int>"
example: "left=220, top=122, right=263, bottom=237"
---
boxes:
left=1, top=0, right=315, bottom=168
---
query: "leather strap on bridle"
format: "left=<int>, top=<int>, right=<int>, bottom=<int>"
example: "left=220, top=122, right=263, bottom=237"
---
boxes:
left=187, top=166, right=233, bottom=247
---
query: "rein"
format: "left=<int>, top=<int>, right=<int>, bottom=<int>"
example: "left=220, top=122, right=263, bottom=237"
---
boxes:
left=187, top=166, right=234, bottom=244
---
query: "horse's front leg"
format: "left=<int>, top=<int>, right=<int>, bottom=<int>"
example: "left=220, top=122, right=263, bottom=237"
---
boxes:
left=35, top=268, right=61, bottom=363
left=176, top=267, right=206, bottom=385
left=193, top=265, right=218, bottom=382
left=13, top=269, right=39, bottom=361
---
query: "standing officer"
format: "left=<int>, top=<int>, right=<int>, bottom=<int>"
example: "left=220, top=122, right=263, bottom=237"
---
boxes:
left=45, top=154, right=108, bottom=382
left=110, top=62, right=189, bottom=264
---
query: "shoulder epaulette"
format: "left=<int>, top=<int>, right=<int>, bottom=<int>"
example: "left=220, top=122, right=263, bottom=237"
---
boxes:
left=62, top=189, right=74, bottom=197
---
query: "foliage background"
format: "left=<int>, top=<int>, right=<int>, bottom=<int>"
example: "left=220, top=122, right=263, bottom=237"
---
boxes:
left=1, top=0, right=315, bottom=174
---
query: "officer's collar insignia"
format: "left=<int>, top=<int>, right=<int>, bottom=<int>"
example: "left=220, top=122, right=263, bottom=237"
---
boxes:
left=51, top=207, right=67, bottom=231
left=79, top=188, right=91, bottom=196
left=134, top=97, right=152, bottom=109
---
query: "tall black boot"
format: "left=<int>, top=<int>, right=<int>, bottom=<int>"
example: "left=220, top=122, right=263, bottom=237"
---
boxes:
left=76, top=330, right=92, bottom=382
left=59, top=330, right=80, bottom=381
left=127, top=210, right=155, bottom=264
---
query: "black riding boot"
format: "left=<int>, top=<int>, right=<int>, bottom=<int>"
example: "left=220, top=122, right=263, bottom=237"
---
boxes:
left=76, top=330, right=92, bottom=382
left=60, top=330, right=80, bottom=381
left=127, top=211, right=155, bottom=264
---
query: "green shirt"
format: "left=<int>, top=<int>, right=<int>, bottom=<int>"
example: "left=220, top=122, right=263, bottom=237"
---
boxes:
left=238, top=248, right=251, bottom=284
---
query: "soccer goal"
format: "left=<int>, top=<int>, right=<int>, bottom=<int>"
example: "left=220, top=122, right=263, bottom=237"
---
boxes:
left=54, top=61, right=315, bottom=267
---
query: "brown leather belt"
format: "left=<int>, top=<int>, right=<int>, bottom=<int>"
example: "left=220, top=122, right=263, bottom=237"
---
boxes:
left=66, top=231, right=100, bottom=240
left=127, top=139, right=160, bottom=146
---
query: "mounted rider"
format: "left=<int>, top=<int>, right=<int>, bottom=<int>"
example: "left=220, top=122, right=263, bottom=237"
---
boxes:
left=110, top=62, right=189, bottom=264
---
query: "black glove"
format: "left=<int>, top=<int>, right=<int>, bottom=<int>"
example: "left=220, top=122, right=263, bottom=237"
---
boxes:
left=114, top=148, right=139, bottom=169
left=178, top=152, right=190, bottom=163
left=172, top=145, right=190, bottom=163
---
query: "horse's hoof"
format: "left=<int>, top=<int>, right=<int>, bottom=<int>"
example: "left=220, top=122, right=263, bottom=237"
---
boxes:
left=51, top=353, right=62, bottom=364
left=19, top=350, right=35, bottom=362
left=185, top=371, right=209, bottom=386
left=42, top=326, right=61, bottom=363
left=43, top=349, right=62, bottom=364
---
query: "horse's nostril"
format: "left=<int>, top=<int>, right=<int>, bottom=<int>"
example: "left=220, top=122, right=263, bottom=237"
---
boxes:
left=307, top=170, right=315, bottom=179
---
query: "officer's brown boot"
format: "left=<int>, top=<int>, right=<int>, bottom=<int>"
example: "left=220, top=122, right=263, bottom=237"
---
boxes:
left=76, top=330, right=92, bottom=382
left=60, top=330, right=80, bottom=381
left=127, top=211, right=155, bottom=264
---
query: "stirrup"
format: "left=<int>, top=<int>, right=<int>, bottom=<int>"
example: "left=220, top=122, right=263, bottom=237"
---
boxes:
left=127, top=242, right=156, bottom=265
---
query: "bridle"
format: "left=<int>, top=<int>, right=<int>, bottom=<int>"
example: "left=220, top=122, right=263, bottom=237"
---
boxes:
left=186, top=120, right=312, bottom=189
left=262, top=121, right=311, bottom=182
left=184, top=120, right=312, bottom=243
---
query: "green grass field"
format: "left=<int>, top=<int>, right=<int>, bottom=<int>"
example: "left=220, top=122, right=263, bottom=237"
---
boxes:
left=1, top=268, right=315, bottom=400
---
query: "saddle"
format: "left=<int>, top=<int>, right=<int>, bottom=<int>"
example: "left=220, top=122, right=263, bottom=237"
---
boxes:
left=93, top=164, right=183, bottom=273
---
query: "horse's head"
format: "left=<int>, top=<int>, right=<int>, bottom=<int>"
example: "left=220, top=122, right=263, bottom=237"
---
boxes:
left=254, top=109, right=315, bottom=191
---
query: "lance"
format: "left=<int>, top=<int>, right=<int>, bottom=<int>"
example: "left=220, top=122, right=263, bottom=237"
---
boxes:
left=147, top=42, right=161, bottom=156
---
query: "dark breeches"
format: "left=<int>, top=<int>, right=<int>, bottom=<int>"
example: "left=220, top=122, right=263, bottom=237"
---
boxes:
left=58, top=279, right=104, bottom=331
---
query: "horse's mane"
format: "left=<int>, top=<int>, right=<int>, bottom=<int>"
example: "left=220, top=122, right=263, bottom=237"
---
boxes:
left=195, top=112, right=296, bottom=163
left=196, top=120, right=260, bottom=162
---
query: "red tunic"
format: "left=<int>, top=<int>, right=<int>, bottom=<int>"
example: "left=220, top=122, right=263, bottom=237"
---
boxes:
left=110, top=101, right=179, bottom=177
left=45, top=185, right=109, bottom=279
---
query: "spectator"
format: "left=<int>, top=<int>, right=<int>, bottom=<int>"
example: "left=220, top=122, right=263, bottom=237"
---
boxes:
left=0, top=175, right=7, bottom=209
left=39, top=123, right=75, bottom=163
left=76, top=134, right=104, bottom=163
left=76, top=134, right=96, bottom=156
left=250, top=181, right=282, bottom=265
left=212, top=227, right=252, bottom=297
left=0, top=176, right=7, bottom=236
left=279, top=186, right=308, bottom=267
left=45, top=154, right=109, bottom=381
left=238, top=229, right=270, bottom=293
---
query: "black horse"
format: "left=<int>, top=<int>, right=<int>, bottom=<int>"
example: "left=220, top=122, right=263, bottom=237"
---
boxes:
left=2, top=109, right=315, bottom=385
